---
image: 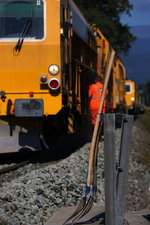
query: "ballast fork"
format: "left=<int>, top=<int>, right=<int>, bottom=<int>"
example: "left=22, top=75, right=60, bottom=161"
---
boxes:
left=70, top=125, right=101, bottom=225
left=63, top=49, right=115, bottom=225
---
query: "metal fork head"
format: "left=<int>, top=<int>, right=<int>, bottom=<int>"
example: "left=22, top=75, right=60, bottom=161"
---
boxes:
left=71, top=195, right=94, bottom=225
left=62, top=196, right=87, bottom=225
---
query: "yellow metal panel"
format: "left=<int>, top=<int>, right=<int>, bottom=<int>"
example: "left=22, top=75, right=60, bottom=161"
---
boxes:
left=112, top=68, right=117, bottom=109
left=0, top=93, right=61, bottom=115
left=0, top=0, right=62, bottom=115
left=113, top=59, right=126, bottom=108
left=0, top=45, right=61, bottom=91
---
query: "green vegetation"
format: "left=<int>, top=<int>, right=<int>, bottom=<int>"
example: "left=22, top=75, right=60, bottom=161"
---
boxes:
left=140, top=109, right=150, bottom=132
left=139, top=147, right=150, bottom=170
left=146, top=81, right=150, bottom=94
left=74, top=0, right=136, bottom=54
left=138, top=110, right=150, bottom=169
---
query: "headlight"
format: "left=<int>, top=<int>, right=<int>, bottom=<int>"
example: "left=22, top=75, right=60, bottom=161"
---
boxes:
left=131, top=97, right=135, bottom=102
left=48, top=64, right=59, bottom=75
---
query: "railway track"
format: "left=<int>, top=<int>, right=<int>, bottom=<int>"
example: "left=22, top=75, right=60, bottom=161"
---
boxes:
left=0, top=159, right=31, bottom=176
left=0, top=151, right=46, bottom=186
left=0, top=117, right=149, bottom=225
left=0, top=150, right=67, bottom=189
left=0, top=132, right=87, bottom=181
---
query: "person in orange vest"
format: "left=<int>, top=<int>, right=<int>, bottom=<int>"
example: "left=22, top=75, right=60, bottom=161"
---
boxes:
left=88, top=76, right=108, bottom=125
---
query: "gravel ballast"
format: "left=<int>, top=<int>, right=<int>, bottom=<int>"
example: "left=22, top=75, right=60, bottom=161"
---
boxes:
left=0, top=119, right=149, bottom=225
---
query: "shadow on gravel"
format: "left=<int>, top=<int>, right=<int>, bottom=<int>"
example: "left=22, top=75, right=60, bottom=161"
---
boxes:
left=70, top=212, right=105, bottom=224
left=35, top=132, right=89, bottom=163
left=0, top=133, right=89, bottom=164
left=143, top=214, right=150, bottom=222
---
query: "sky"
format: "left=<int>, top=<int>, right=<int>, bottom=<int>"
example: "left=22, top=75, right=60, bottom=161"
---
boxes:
left=120, top=0, right=150, bottom=84
left=121, top=0, right=150, bottom=27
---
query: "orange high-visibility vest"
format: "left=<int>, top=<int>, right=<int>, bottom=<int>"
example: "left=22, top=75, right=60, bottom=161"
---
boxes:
left=89, top=82, right=108, bottom=124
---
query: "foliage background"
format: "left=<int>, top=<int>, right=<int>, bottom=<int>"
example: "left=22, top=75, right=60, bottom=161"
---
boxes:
left=74, top=0, right=136, bottom=54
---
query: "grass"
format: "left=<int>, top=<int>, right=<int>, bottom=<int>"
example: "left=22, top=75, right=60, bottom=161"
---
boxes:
left=140, top=109, right=150, bottom=132
left=138, top=109, right=150, bottom=170
left=139, top=146, right=150, bottom=170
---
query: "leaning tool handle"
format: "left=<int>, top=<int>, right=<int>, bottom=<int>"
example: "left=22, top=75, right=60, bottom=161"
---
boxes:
left=92, top=124, right=102, bottom=194
left=87, top=49, right=115, bottom=191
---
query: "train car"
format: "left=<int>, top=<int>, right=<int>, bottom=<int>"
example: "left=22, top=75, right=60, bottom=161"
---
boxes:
left=111, top=57, right=126, bottom=113
left=0, top=0, right=129, bottom=153
left=92, top=27, right=126, bottom=113
left=91, top=25, right=110, bottom=79
left=0, top=0, right=100, bottom=152
left=125, top=79, right=139, bottom=114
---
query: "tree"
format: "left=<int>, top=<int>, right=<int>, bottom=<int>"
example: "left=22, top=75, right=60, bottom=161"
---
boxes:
left=146, top=82, right=150, bottom=94
left=74, top=0, right=136, bottom=54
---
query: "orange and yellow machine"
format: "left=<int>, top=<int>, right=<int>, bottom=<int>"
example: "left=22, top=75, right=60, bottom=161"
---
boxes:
left=0, top=0, right=99, bottom=152
left=0, top=0, right=64, bottom=152
left=0, top=0, right=130, bottom=153
left=112, top=57, right=126, bottom=112
left=92, top=27, right=126, bottom=113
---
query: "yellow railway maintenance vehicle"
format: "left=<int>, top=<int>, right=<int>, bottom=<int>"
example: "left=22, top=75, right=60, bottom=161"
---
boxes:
left=0, top=0, right=100, bottom=152
left=111, top=56, right=126, bottom=113
left=0, top=0, right=128, bottom=153
left=91, top=25, right=110, bottom=79
left=92, top=27, right=126, bottom=113
left=125, top=79, right=139, bottom=114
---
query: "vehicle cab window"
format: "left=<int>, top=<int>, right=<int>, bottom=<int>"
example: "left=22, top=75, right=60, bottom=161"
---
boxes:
left=0, top=0, right=44, bottom=40
left=125, top=84, right=131, bottom=93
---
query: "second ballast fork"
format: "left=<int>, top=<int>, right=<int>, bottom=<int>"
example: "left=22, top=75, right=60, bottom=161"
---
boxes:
left=62, top=125, right=101, bottom=225
left=62, top=49, right=115, bottom=225
left=70, top=131, right=100, bottom=225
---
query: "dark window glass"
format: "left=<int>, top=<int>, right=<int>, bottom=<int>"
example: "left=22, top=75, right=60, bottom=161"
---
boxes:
left=126, top=84, right=131, bottom=93
left=0, top=0, right=44, bottom=39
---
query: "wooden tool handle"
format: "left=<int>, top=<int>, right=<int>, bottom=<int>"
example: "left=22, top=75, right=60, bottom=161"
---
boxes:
left=87, top=49, right=115, bottom=187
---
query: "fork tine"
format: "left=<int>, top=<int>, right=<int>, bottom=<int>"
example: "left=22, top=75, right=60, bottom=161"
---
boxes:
left=71, top=195, right=94, bottom=225
left=62, top=196, right=87, bottom=225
